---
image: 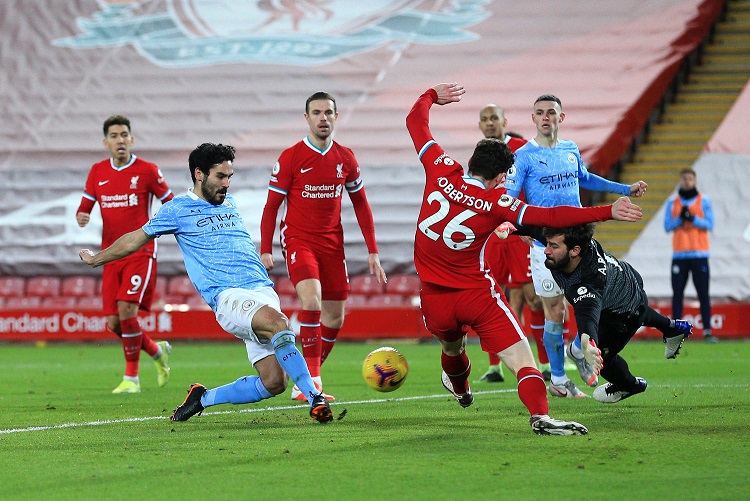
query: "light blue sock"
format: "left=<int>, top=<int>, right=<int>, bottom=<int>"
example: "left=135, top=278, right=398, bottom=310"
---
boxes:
left=202, top=376, right=273, bottom=407
left=543, top=320, right=566, bottom=378
left=272, top=330, right=318, bottom=404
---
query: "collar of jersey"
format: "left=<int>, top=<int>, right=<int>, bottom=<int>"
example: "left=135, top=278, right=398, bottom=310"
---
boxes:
left=109, top=154, right=137, bottom=171
left=303, top=136, right=333, bottom=155
left=462, top=175, right=486, bottom=189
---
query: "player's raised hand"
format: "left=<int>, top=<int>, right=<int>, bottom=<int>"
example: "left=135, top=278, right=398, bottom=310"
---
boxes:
left=630, top=180, right=648, bottom=197
left=431, top=82, right=465, bottom=105
left=611, top=196, right=642, bottom=222
left=580, top=334, right=603, bottom=374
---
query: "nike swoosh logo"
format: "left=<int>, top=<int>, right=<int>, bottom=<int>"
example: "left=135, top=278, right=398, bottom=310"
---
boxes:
left=98, top=180, right=110, bottom=186
left=300, top=168, right=313, bottom=173
left=125, top=290, right=140, bottom=295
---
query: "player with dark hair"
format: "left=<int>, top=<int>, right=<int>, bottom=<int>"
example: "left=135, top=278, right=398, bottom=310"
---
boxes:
left=476, top=104, right=548, bottom=384
left=260, top=91, right=386, bottom=402
left=407, top=82, right=643, bottom=434
left=542, top=224, right=692, bottom=403
left=505, top=94, right=648, bottom=398
left=76, top=114, right=173, bottom=394
left=79, top=142, right=333, bottom=424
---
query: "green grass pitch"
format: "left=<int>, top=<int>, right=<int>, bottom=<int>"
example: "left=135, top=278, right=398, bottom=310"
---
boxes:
left=1, top=338, right=748, bottom=500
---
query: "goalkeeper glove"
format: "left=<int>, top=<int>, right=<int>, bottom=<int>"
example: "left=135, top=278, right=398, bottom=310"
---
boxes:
left=493, top=221, right=517, bottom=240
left=580, top=334, right=603, bottom=374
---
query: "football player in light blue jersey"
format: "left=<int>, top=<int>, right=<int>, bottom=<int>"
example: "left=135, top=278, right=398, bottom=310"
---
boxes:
left=505, top=95, right=647, bottom=398
left=80, top=143, right=334, bottom=424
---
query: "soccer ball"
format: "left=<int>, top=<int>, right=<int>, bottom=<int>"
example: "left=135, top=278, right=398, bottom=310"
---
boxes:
left=362, top=346, right=408, bottom=392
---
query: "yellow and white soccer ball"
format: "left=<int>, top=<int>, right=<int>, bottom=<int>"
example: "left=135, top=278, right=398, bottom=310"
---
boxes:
left=362, top=346, right=408, bottom=392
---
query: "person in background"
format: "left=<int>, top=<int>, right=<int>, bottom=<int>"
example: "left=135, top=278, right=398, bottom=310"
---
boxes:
left=79, top=142, right=333, bottom=424
left=664, top=168, right=716, bottom=343
left=76, top=115, right=173, bottom=394
left=260, top=91, right=387, bottom=402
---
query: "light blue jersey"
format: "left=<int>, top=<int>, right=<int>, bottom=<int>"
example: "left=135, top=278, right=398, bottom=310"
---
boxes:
left=506, top=139, right=629, bottom=210
left=142, top=190, right=273, bottom=309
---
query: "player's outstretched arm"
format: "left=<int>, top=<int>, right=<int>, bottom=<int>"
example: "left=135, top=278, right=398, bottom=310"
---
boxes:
left=79, top=229, right=154, bottom=268
left=611, top=196, right=642, bottom=222
left=430, top=82, right=465, bottom=105
left=630, top=180, right=648, bottom=197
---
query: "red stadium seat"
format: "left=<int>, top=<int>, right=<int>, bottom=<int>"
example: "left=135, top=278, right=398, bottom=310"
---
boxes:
left=26, top=277, right=61, bottom=298
left=161, top=294, right=189, bottom=305
left=0, top=276, right=25, bottom=298
left=154, top=276, right=167, bottom=302
left=349, top=275, right=385, bottom=296
left=168, top=276, right=195, bottom=296
left=346, top=294, right=369, bottom=308
left=273, top=276, right=297, bottom=297
left=384, top=274, right=421, bottom=296
left=41, top=297, right=77, bottom=309
left=77, top=296, right=103, bottom=310
left=5, top=296, right=42, bottom=309
left=61, top=276, right=98, bottom=298
left=365, top=294, right=406, bottom=308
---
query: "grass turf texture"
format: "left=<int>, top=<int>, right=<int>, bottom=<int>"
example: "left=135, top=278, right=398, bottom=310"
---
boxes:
left=2, top=339, right=748, bottom=500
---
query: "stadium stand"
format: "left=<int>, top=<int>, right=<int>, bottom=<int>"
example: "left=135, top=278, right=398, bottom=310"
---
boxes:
left=61, top=276, right=97, bottom=298
left=2, top=1, right=748, bottom=339
left=349, top=275, right=386, bottom=297
left=26, top=277, right=61, bottom=299
left=0, top=277, right=25, bottom=298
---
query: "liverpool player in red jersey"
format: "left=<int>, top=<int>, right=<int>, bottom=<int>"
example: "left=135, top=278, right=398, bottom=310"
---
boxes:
left=76, top=115, right=174, bottom=394
left=407, top=83, right=642, bottom=434
left=260, top=92, right=387, bottom=401
left=476, top=104, right=549, bottom=383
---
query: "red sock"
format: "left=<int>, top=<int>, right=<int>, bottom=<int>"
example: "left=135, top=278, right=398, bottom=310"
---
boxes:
left=141, top=334, right=159, bottom=357
left=320, top=324, right=340, bottom=365
left=120, top=317, right=142, bottom=378
left=441, top=351, right=471, bottom=395
left=529, top=309, right=548, bottom=364
left=488, top=352, right=501, bottom=366
left=298, top=310, right=321, bottom=377
left=516, top=366, right=548, bottom=416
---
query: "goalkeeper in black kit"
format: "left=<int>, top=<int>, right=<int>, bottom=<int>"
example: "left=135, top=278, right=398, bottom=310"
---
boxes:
left=541, top=224, right=693, bottom=403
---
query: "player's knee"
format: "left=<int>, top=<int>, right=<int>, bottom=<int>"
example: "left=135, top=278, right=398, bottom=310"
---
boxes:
left=271, top=330, right=296, bottom=351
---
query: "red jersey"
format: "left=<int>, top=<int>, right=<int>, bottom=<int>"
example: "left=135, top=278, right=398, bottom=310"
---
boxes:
left=78, top=155, right=173, bottom=256
left=261, top=137, right=377, bottom=254
left=406, top=89, right=613, bottom=289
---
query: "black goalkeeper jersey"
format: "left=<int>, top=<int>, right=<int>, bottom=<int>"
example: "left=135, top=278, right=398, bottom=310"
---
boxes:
left=550, top=238, right=648, bottom=345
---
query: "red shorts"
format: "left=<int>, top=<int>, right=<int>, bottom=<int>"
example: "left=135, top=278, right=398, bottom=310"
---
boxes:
left=419, top=282, right=526, bottom=354
left=505, top=236, right=533, bottom=287
left=101, top=254, right=156, bottom=315
left=283, top=239, right=349, bottom=301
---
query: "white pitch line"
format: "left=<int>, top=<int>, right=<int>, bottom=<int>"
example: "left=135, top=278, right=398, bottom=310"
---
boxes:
left=0, top=389, right=516, bottom=435
left=3, top=384, right=748, bottom=435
